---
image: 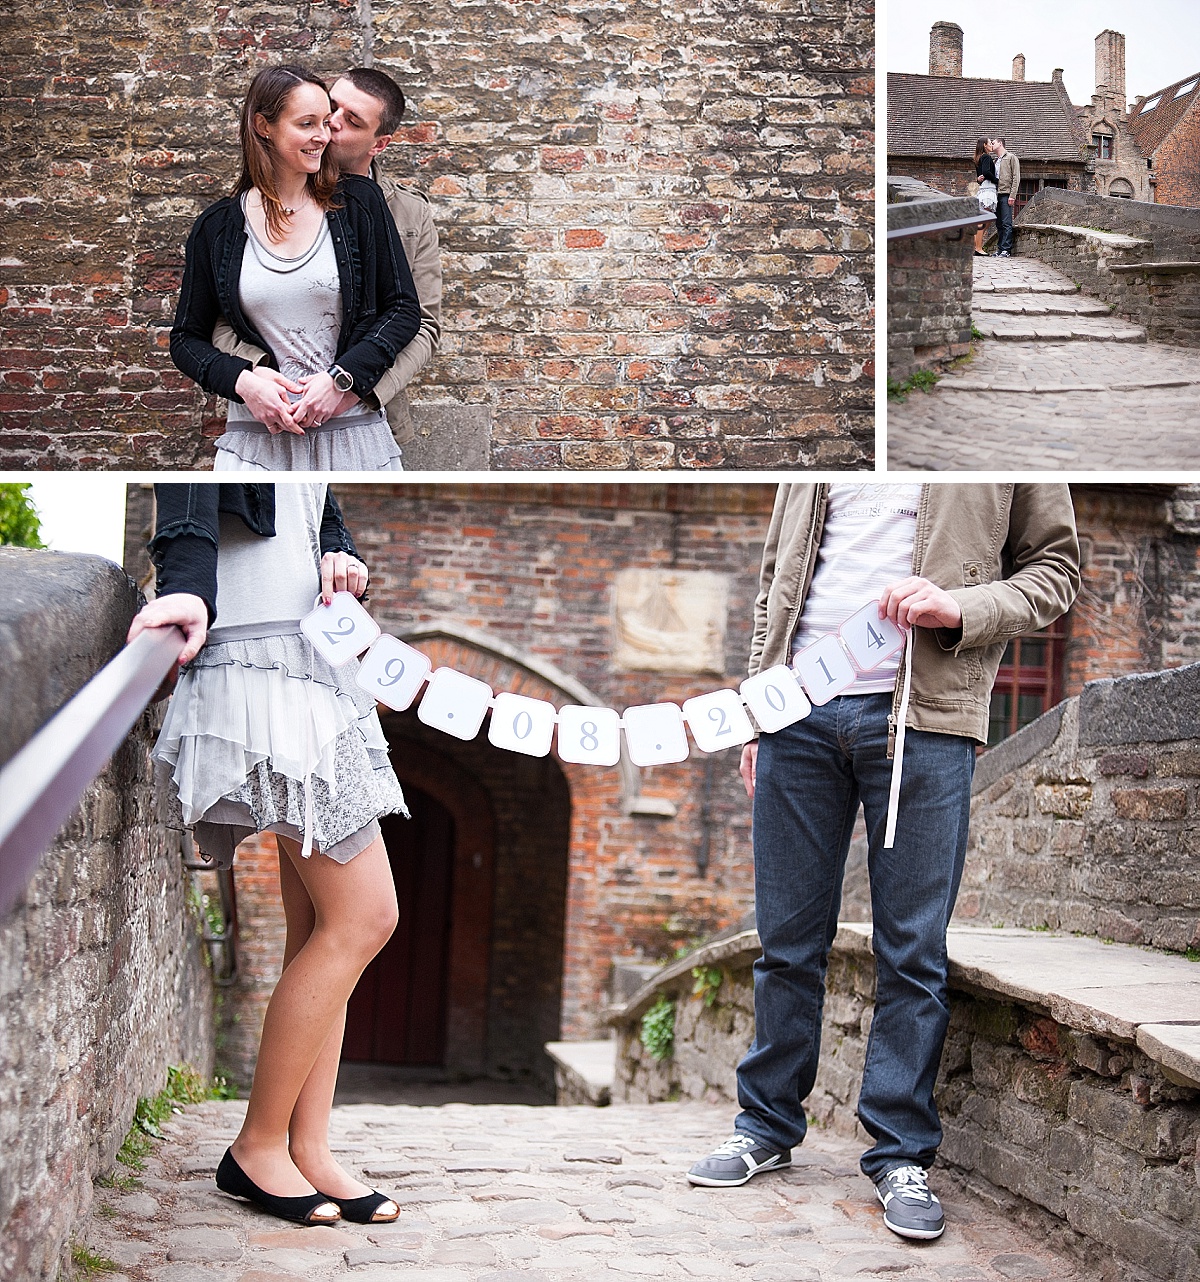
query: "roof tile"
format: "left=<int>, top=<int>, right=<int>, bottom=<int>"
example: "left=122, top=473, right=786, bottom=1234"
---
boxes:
left=888, top=73, right=1086, bottom=163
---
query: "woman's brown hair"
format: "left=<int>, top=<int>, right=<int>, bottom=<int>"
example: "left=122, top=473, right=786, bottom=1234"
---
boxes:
left=233, top=65, right=340, bottom=241
left=973, top=137, right=990, bottom=165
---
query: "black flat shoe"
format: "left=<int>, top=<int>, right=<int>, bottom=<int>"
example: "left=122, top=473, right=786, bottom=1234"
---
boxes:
left=216, top=1148, right=341, bottom=1226
left=318, top=1188, right=400, bottom=1224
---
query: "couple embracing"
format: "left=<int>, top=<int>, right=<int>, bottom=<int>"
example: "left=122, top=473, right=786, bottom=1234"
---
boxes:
left=972, top=137, right=1020, bottom=258
left=171, top=65, right=442, bottom=471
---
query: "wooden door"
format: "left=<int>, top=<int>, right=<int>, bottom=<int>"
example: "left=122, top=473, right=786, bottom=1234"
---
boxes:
left=343, top=788, right=455, bottom=1065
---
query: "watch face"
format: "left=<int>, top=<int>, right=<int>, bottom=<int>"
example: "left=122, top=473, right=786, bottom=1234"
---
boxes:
left=332, top=367, right=354, bottom=391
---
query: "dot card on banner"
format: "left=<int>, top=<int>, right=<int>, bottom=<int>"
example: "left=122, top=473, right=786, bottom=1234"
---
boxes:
left=488, top=692, right=556, bottom=758
left=622, top=703, right=690, bottom=768
left=793, top=634, right=857, bottom=705
left=740, top=665, right=812, bottom=734
left=557, top=705, right=622, bottom=766
left=355, top=635, right=432, bottom=711
left=300, top=592, right=381, bottom=667
left=682, top=689, right=756, bottom=754
left=416, top=668, right=494, bottom=742
left=839, top=601, right=905, bottom=672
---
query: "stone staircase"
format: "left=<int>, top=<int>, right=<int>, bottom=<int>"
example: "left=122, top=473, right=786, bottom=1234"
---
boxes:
left=971, top=256, right=1146, bottom=343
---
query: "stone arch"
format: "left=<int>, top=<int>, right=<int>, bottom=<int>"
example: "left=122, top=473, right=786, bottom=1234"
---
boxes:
left=382, top=623, right=665, bottom=1070
left=1109, top=178, right=1135, bottom=198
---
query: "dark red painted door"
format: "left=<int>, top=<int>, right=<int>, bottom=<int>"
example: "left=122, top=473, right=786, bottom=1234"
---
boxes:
left=343, top=787, right=455, bottom=1065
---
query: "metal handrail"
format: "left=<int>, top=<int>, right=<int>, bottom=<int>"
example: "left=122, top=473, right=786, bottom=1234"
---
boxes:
left=0, top=625, right=186, bottom=917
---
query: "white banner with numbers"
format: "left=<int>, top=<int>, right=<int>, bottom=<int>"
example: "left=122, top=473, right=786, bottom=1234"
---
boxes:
left=300, top=592, right=913, bottom=846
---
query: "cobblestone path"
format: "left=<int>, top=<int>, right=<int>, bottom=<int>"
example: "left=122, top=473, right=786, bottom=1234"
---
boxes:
left=888, top=256, right=1200, bottom=470
left=81, top=1099, right=1081, bottom=1282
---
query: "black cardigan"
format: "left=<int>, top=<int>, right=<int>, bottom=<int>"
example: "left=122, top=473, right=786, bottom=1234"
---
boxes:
left=169, top=175, right=421, bottom=403
left=150, top=484, right=363, bottom=624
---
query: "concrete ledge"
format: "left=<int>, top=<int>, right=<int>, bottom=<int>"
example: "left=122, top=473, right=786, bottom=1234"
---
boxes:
left=1111, top=261, right=1200, bottom=274
left=1019, top=223, right=1148, bottom=250
left=1078, top=660, right=1200, bottom=746
left=545, top=1040, right=614, bottom=1106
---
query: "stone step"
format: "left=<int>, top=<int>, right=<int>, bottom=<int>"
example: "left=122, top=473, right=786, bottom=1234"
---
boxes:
left=974, top=279, right=1080, bottom=296
left=975, top=293, right=1111, bottom=317
left=972, top=313, right=1147, bottom=343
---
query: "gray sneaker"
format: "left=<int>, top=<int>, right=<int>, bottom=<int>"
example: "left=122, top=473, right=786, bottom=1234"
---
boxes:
left=687, top=1133, right=791, bottom=1187
left=874, top=1165, right=945, bottom=1239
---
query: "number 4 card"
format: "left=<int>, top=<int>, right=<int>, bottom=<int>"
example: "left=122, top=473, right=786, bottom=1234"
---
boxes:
left=839, top=601, right=905, bottom=672
left=301, top=592, right=381, bottom=667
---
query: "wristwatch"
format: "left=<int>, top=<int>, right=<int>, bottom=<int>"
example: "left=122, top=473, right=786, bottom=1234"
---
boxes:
left=328, top=364, right=355, bottom=393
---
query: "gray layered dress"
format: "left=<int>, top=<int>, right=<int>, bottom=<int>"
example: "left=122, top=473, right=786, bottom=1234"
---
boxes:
left=214, top=200, right=403, bottom=472
left=153, top=483, right=407, bottom=866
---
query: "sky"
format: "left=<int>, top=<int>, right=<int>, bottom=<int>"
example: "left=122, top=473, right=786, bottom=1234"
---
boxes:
left=25, top=478, right=127, bottom=567
left=888, top=0, right=1200, bottom=103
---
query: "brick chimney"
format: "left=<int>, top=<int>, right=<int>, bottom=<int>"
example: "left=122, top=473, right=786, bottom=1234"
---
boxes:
left=929, top=22, right=963, bottom=78
left=1096, top=29, right=1126, bottom=104
left=1012, top=54, right=1026, bottom=82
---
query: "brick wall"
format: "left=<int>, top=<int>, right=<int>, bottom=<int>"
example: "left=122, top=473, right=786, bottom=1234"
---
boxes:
left=0, top=0, right=874, bottom=471
left=1065, top=484, right=1200, bottom=691
left=886, top=229, right=974, bottom=380
left=1150, top=94, right=1200, bottom=208
left=0, top=549, right=214, bottom=1282
left=886, top=158, right=1086, bottom=200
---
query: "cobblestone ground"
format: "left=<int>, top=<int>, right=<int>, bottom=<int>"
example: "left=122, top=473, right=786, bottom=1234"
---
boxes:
left=888, top=256, right=1200, bottom=470
left=80, top=1099, right=1080, bottom=1282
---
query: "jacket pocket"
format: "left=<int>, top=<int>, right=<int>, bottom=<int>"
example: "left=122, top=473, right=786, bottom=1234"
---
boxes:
left=962, top=560, right=987, bottom=586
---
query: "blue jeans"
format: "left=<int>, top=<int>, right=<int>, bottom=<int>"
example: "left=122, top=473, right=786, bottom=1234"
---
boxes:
left=996, top=194, right=1013, bottom=253
left=734, top=694, right=975, bottom=1180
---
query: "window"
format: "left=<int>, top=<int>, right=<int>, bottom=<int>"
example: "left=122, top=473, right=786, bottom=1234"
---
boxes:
left=1173, top=79, right=1198, bottom=100
left=986, top=621, right=1068, bottom=748
left=1094, top=133, right=1113, bottom=160
left=1142, top=94, right=1162, bottom=112
left=1014, top=178, right=1042, bottom=213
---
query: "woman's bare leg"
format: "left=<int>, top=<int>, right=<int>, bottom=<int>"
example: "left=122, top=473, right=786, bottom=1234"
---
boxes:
left=278, top=845, right=382, bottom=1199
left=229, top=833, right=398, bottom=1197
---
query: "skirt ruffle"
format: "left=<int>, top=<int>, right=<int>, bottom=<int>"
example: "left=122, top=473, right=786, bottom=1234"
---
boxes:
left=154, top=633, right=407, bottom=864
left=213, top=414, right=403, bottom=472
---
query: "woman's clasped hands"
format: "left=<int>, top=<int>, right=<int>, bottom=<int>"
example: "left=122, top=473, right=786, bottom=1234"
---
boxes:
left=234, top=367, right=359, bottom=435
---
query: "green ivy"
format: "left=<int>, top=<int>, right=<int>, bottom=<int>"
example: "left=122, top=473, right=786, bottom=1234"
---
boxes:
left=691, top=965, right=723, bottom=1008
left=640, top=996, right=675, bottom=1061
left=886, top=369, right=940, bottom=401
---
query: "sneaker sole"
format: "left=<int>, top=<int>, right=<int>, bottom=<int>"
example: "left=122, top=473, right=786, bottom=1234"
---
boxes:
left=881, top=1210, right=945, bottom=1240
left=686, top=1157, right=791, bottom=1187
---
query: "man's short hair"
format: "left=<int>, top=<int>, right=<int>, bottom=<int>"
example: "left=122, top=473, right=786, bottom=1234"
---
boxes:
left=342, top=67, right=406, bottom=135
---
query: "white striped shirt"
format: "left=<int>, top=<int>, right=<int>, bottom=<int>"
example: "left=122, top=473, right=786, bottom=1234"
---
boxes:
left=791, top=484, right=922, bottom=695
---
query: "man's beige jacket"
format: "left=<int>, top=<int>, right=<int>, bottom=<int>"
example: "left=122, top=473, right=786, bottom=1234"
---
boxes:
left=751, top=484, right=1081, bottom=745
left=212, top=164, right=442, bottom=446
left=996, top=150, right=1021, bottom=200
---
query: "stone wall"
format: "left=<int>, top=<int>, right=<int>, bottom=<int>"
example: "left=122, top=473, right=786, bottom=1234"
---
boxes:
left=0, top=549, right=214, bottom=1282
left=960, top=662, right=1200, bottom=951
left=886, top=177, right=978, bottom=380
left=0, top=0, right=874, bottom=472
left=1016, top=188, right=1200, bottom=346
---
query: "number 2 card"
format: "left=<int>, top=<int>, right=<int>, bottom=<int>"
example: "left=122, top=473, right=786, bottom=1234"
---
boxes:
left=301, top=592, right=381, bottom=667
left=682, top=689, right=755, bottom=754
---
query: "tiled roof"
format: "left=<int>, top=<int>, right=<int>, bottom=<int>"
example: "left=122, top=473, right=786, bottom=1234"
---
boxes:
left=1128, top=71, right=1200, bottom=155
left=888, top=73, right=1086, bottom=163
